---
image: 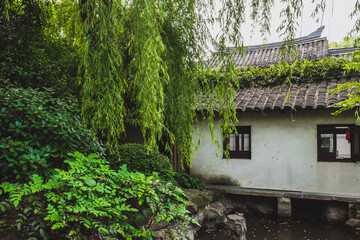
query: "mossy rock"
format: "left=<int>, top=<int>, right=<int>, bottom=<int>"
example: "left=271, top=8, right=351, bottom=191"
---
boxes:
left=184, top=189, right=224, bottom=209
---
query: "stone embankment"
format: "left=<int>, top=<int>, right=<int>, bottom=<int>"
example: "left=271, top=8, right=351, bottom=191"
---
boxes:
left=152, top=189, right=247, bottom=240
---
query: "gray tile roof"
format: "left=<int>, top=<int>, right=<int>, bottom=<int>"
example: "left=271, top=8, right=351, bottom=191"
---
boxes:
left=329, top=47, right=360, bottom=59
left=204, top=27, right=360, bottom=112
left=208, top=38, right=329, bottom=69
left=207, top=26, right=359, bottom=69
left=208, top=26, right=330, bottom=69
left=232, top=77, right=357, bottom=111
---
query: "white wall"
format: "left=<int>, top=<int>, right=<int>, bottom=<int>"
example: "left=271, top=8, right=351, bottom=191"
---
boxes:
left=191, top=109, right=360, bottom=195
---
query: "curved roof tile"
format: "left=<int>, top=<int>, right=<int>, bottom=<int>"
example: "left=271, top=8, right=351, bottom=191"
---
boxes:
left=230, top=77, right=356, bottom=111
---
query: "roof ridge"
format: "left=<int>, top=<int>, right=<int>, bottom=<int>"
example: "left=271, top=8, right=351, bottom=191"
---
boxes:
left=207, top=27, right=358, bottom=69
left=214, top=26, right=325, bottom=53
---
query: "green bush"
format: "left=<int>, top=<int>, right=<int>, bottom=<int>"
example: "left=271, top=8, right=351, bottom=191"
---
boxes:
left=108, top=143, right=174, bottom=181
left=0, top=152, right=194, bottom=240
left=175, top=173, right=204, bottom=190
left=0, top=84, right=104, bottom=182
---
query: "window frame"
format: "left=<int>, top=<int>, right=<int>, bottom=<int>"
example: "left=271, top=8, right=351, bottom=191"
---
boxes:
left=223, top=126, right=251, bottom=159
left=317, top=124, right=359, bottom=163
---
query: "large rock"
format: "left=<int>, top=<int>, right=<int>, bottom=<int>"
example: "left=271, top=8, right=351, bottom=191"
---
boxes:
left=187, top=201, right=198, bottom=214
left=179, top=209, right=204, bottom=240
left=226, top=213, right=247, bottom=240
left=346, top=218, right=360, bottom=227
left=179, top=212, right=206, bottom=240
left=183, top=189, right=222, bottom=209
left=203, top=202, right=226, bottom=220
left=203, top=202, right=226, bottom=230
left=153, top=228, right=166, bottom=240
left=155, top=190, right=227, bottom=240
left=150, top=221, right=169, bottom=231
left=324, top=202, right=348, bottom=222
left=183, top=211, right=204, bottom=239
left=182, top=226, right=196, bottom=240
left=193, top=211, right=205, bottom=226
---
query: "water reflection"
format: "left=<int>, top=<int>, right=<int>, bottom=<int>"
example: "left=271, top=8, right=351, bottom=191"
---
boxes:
left=195, top=215, right=358, bottom=240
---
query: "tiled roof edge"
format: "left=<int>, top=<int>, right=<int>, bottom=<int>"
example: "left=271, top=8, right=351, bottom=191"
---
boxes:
left=215, top=26, right=325, bottom=53
left=329, top=47, right=360, bottom=55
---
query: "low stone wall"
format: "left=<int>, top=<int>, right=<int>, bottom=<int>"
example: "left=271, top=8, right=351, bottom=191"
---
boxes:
left=226, top=193, right=352, bottom=222
left=153, top=189, right=358, bottom=239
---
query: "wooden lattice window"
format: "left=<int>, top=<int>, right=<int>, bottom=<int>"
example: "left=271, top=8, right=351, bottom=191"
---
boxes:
left=317, top=124, right=360, bottom=162
left=223, top=126, right=251, bottom=159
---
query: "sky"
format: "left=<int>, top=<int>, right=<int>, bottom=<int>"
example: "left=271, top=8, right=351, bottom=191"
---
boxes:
left=209, top=0, right=358, bottom=47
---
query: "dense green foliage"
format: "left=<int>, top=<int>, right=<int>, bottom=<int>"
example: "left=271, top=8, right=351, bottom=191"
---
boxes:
left=0, top=3, right=79, bottom=95
left=0, top=1, right=91, bottom=184
left=0, top=83, right=104, bottom=182
left=2, top=0, right=360, bottom=167
left=174, top=173, right=204, bottom=190
left=69, top=0, right=208, bottom=167
left=4, top=0, right=359, bottom=167
left=206, top=56, right=359, bottom=88
left=108, top=143, right=174, bottom=181
left=1, top=2, right=195, bottom=239
left=0, top=152, right=193, bottom=239
left=329, top=36, right=360, bottom=48
left=2, top=0, right=328, bottom=168
left=4, top=0, right=360, bottom=239
left=328, top=52, right=360, bottom=120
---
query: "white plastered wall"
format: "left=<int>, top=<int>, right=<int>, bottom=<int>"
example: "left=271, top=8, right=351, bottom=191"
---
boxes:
left=191, top=109, right=360, bottom=195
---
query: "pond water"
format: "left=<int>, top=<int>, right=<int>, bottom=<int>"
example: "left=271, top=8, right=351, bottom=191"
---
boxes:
left=195, top=215, right=359, bottom=240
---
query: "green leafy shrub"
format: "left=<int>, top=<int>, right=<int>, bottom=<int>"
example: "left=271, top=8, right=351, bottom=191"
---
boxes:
left=0, top=152, right=194, bottom=240
left=0, top=84, right=104, bottom=182
left=175, top=173, right=204, bottom=190
left=0, top=189, right=51, bottom=240
left=108, top=143, right=174, bottom=181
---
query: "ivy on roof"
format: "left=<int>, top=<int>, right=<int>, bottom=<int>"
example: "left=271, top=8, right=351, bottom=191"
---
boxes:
left=206, top=51, right=360, bottom=88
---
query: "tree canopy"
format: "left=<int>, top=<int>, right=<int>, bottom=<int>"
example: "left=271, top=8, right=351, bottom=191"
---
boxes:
left=329, top=36, right=360, bottom=48
left=2, top=0, right=360, bottom=167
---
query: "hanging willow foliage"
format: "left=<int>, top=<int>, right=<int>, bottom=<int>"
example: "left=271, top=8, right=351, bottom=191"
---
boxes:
left=3, top=0, right=359, bottom=168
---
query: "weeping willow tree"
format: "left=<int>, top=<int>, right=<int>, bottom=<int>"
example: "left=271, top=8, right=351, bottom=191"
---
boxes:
left=3, top=0, right=360, bottom=168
